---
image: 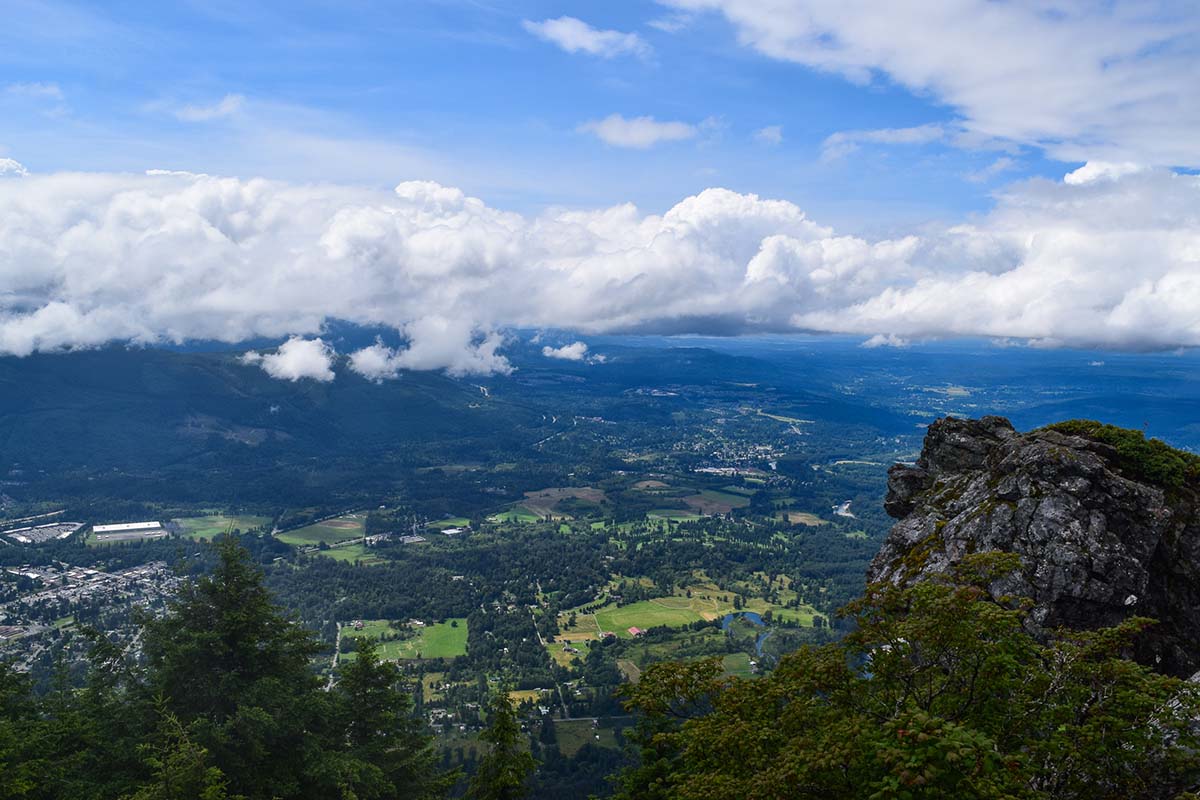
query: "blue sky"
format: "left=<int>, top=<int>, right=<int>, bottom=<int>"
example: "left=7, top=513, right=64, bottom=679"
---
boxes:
left=0, top=0, right=1072, bottom=233
left=1, top=1, right=1198, bottom=376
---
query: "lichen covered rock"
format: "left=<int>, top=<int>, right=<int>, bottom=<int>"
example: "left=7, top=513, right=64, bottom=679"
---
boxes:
left=869, top=415, right=1200, bottom=676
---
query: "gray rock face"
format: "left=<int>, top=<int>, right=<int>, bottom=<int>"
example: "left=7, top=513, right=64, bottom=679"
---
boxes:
left=869, top=415, right=1200, bottom=677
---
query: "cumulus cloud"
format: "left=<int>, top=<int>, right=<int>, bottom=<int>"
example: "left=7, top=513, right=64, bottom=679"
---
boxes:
left=176, top=93, right=245, bottom=122
left=754, top=125, right=783, bottom=145
left=542, top=341, right=589, bottom=361
left=2, top=166, right=1200, bottom=379
left=242, top=337, right=335, bottom=381
left=348, top=339, right=403, bottom=382
left=1064, top=161, right=1148, bottom=186
left=0, top=159, right=28, bottom=178
left=660, top=0, right=1200, bottom=167
left=523, top=16, right=651, bottom=59
left=579, top=114, right=696, bottom=148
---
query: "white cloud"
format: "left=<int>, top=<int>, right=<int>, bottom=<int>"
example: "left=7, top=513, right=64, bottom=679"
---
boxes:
left=754, top=125, right=783, bottom=146
left=5, top=82, right=63, bottom=100
left=821, top=123, right=945, bottom=161
left=1064, top=161, right=1148, bottom=186
left=966, top=156, right=1017, bottom=184
left=861, top=333, right=908, bottom=348
left=523, top=16, right=651, bottom=59
left=542, top=341, right=589, bottom=361
left=388, top=317, right=512, bottom=377
left=661, top=0, right=1200, bottom=167
left=176, top=93, right=245, bottom=122
left=242, top=337, right=335, bottom=381
left=348, top=339, right=403, bottom=382
left=579, top=114, right=697, bottom=148
left=0, top=159, right=28, bottom=178
left=2, top=167, right=1200, bottom=380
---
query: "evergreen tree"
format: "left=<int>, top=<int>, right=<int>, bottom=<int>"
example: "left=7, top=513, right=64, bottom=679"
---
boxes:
left=465, top=693, right=536, bottom=800
left=331, top=638, right=455, bottom=799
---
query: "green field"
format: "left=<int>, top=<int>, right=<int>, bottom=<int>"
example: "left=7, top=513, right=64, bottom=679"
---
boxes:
left=175, top=513, right=271, bottom=539
left=721, top=652, right=755, bottom=677
left=427, top=516, right=470, bottom=530
left=646, top=509, right=702, bottom=522
left=318, top=543, right=380, bottom=564
left=555, top=719, right=622, bottom=757
left=276, top=513, right=365, bottom=547
left=568, top=582, right=825, bottom=639
left=594, top=600, right=702, bottom=637
left=487, top=506, right=541, bottom=523
left=342, top=618, right=469, bottom=661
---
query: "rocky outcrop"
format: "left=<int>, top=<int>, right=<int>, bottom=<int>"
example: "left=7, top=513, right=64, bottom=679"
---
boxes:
left=869, top=415, right=1200, bottom=677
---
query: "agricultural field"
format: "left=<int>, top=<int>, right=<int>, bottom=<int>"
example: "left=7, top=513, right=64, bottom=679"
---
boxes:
left=595, top=599, right=708, bottom=637
left=427, top=516, right=470, bottom=531
left=559, top=576, right=825, bottom=641
left=646, top=509, right=702, bottom=522
left=342, top=618, right=469, bottom=662
left=682, top=489, right=752, bottom=515
left=174, top=513, right=271, bottom=539
left=520, top=486, right=608, bottom=519
left=276, top=513, right=365, bottom=547
left=778, top=510, right=829, bottom=526
left=554, top=719, right=624, bottom=757
left=488, top=506, right=541, bottom=523
left=318, top=543, right=381, bottom=564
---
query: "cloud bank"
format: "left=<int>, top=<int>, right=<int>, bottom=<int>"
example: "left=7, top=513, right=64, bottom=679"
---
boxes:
left=1, top=165, right=1199, bottom=377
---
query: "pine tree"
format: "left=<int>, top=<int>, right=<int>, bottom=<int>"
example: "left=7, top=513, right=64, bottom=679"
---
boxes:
left=465, top=693, right=536, bottom=800
left=333, top=638, right=455, bottom=799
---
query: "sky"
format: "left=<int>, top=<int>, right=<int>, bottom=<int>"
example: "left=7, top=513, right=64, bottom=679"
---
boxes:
left=1, top=0, right=1199, bottom=379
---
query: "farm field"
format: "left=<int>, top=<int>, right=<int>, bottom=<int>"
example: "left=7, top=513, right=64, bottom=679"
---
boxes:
left=561, top=578, right=825, bottom=641
left=721, top=652, right=755, bottom=677
left=342, top=618, right=469, bottom=661
left=488, top=506, right=541, bottom=523
left=778, top=511, right=828, bottom=526
left=319, top=543, right=380, bottom=564
left=554, top=719, right=623, bottom=757
left=427, top=516, right=470, bottom=531
left=646, top=509, right=702, bottom=522
left=683, top=490, right=752, bottom=515
left=521, top=486, right=607, bottom=519
left=276, top=513, right=365, bottom=547
left=175, top=513, right=271, bottom=539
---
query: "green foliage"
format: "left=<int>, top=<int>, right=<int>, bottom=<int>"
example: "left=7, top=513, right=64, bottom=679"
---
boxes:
left=1045, top=419, right=1200, bottom=489
left=615, top=553, right=1200, bottom=800
left=0, top=538, right=453, bottom=800
left=466, top=693, right=537, bottom=800
left=123, top=707, right=239, bottom=800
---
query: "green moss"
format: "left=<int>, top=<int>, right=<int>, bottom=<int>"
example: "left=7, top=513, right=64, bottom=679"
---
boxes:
left=1044, top=420, right=1200, bottom=490
left=896, top=529, right=945, bottom=580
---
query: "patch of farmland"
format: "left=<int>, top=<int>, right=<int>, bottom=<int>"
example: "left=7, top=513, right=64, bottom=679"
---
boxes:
left=521, top=486, right=608, bottom=518
left=779, top=511, right=829, bottom=526
left=682, top=489, right=752, bottom=515
left=276, top=513, right=365, bottom=546
left=342, top=618, right=468, bottom=662
left=175, top=513, right=271, bottom=539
